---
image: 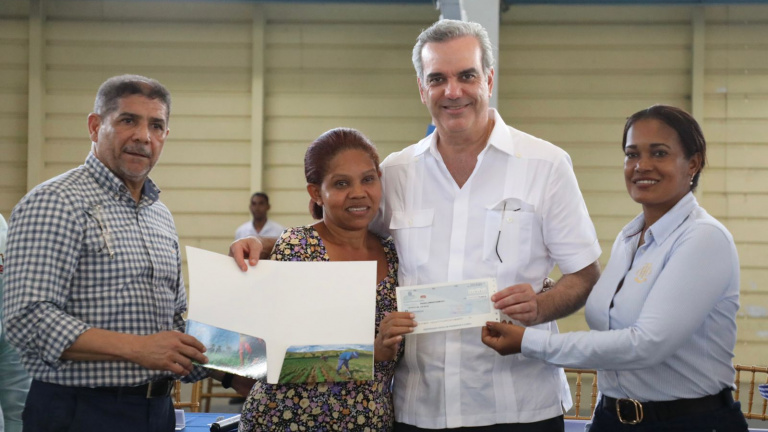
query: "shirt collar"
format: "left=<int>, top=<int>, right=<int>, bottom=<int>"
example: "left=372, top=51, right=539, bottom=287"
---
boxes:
left=621, top=192, right=698, bottom=245
left=85, top=152, right=160, bottom=204
left=416, top=108, right=515, bottom=158
left=486, top=108, right=517, bottom=156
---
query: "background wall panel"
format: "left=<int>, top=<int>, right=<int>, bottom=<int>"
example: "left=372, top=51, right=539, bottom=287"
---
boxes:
left=0, top=18, right=28, bottom=217
left=704, top=5, right=767, bottom=364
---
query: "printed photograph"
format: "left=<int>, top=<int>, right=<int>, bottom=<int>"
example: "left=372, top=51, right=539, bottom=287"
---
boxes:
left=186, top=320, right=267, bottom=380
left=278, top=344, right=374, bottom=384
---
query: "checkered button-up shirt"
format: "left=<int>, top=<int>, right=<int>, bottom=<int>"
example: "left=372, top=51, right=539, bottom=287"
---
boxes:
left=3, top=152, right=206, bottom=386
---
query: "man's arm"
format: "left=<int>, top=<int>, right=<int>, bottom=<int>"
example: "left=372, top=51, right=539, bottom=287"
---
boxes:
left=58, top=222, right=208, bottom=377
left=3, top=191, right=92, bottom=367
left=61, top=328, right=207, bottom=376
left=535, top=260, right=600, bottom=323
left=492, top=151, right=602, bottom=326
left=4, top=190, right=209, bottom=376
left=492, top=260, right=600, bottom=326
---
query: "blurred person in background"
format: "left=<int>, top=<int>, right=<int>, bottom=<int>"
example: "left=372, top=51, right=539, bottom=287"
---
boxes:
left=235, top=192, right=284, bottom=259
left=234, top=192, right=284, bottom=240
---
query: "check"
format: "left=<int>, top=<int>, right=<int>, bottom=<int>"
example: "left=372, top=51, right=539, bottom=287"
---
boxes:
left=396, top=278, right=500, bottom=334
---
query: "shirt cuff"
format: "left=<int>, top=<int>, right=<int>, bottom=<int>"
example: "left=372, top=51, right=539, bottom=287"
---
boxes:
left=181, top=364, right=211, bottom=383
left=521, top=327, right=550, bottom=361
left=37, top=313, right=90, bottom=369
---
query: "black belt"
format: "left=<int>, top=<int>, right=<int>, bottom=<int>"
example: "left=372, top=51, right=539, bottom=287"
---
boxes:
left=601, top=388, right=733, bottom=424
left=91, top=378, right=174, bottom=398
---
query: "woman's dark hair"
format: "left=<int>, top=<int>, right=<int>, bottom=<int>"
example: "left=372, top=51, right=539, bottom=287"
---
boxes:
left=304, top=128, right=380, bottom=220
left=622, top=104, right=707, bottom=191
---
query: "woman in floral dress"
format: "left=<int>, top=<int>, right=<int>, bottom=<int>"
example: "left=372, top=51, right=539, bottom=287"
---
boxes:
left=233, top=128, right=416, bottom=431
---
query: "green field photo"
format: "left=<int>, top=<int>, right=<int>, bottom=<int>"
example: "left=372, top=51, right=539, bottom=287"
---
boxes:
left=278, top=345, right=374, bottom=384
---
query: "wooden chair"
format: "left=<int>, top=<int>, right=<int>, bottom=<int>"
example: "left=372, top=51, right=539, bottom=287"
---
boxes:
left=734, top=364, right=768, bottom=420
left=199, top=377, right=242, bottom=413
left=563, top=368, right=598, bottom=420
left=172, top=380, right=203, bottom=413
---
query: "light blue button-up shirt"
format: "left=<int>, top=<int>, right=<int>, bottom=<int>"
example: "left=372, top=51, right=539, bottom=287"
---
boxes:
left=523, top=192, right=740, bottom=401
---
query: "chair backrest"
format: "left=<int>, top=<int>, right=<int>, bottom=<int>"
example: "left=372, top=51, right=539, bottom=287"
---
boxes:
left=734, top=364, right=768, bottom=420
left=173, top=380, right=203, bottom=413
left=199, top=377, right=242, bottom=413
left=563, top=368, right=598, bottom=420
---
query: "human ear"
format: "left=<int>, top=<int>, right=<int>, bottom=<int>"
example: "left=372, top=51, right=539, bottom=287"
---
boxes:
left=306, top=183, right=322, bottom=205
left=486, top=68, right=495, bottom=96
left=688, top=152, right=703, bottom=176
left=417, top=78, right=427, bottom=105
left=87, top=113, right=102, bottom=142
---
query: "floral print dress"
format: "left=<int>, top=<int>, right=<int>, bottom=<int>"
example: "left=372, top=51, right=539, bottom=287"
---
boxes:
left=238, top=226, right=401, bottom=432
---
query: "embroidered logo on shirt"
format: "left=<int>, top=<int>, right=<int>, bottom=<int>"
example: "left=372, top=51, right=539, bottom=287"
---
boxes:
left=634, top=263, right=652, bottom=283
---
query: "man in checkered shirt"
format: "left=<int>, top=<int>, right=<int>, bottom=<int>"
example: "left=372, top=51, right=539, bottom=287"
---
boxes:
left=2, top=75, right=209, bottom=432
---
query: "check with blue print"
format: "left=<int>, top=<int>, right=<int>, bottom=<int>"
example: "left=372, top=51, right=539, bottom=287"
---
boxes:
left=396, top=278, right=500, bottom=334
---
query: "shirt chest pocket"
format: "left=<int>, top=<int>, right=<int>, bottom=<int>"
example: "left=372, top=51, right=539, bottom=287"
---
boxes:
left=389, top=209, right=434, bottom=269
left=483, top=198, right=537, bottom=264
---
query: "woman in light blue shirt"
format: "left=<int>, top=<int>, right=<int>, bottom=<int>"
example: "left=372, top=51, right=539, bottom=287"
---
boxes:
left=482, top=105, right=748, bottom=431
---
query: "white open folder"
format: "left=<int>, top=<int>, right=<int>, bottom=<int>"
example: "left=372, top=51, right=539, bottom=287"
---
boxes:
left=185, top=246, right=377, bottom=384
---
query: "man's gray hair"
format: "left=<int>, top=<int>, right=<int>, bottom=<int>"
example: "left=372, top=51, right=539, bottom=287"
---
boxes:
left=93, top=74, right=171, bottom=122
left=412, top=19, right=495, bottom=83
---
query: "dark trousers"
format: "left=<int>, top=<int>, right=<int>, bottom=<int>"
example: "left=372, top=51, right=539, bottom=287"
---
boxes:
left=394, top=416, right=564, bottom=432
left=23, top=380, right=175, bottom=432
left=588, top=398, right=749, bottom=432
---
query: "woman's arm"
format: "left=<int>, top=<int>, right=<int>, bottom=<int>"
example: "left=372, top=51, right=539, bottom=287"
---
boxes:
left=487, top=223, right=737, bottom=370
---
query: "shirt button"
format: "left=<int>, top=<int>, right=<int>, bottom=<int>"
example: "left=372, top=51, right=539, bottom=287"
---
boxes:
left=408, top=219, right=413, bottom=226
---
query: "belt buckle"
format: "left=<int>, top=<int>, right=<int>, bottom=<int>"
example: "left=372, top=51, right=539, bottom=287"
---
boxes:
left=146, top=381, right=155, bottom=398
left=616, top=398, right=644, bottom=424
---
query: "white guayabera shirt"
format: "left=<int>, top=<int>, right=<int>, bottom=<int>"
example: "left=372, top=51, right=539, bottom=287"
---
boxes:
left=374, top=109, right=601, bottom=428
